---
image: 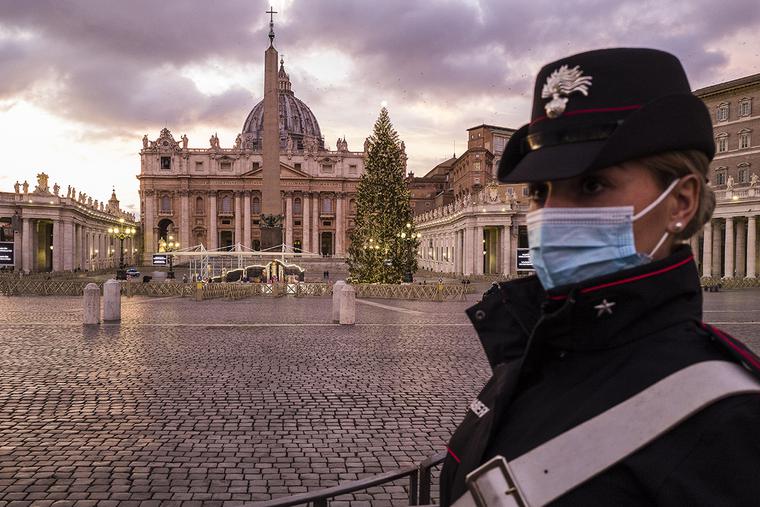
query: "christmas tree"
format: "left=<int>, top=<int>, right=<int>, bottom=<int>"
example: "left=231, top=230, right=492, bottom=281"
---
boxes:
left=348, top=108, right=419, bottom=283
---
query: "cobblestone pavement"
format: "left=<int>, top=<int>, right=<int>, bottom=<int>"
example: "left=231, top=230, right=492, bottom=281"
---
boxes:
left=0, top=288, right=758, bottom=506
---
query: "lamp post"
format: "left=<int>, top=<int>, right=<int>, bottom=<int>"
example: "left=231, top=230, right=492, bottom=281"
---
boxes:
left=398, top=223, right=421, bottom=283
left=108, top=218, right=136, bottom=280
left=158, top=234, right=179, bottom=279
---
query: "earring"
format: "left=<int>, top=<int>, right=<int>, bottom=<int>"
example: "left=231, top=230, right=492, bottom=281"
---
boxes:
left=673, top=221, right=684, bottom=232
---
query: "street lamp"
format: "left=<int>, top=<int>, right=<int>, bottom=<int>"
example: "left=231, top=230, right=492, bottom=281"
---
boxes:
left=108, top=218, right=137, bottom=280
left=158, top=234, right=180, bottom=279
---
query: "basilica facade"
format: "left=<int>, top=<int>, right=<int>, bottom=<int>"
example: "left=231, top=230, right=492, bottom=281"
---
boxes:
left=138, top=58, right=368, bottom=263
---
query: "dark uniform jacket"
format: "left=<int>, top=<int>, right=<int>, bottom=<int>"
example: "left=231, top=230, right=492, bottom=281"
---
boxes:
left=440, top=246, right=760, bottom=506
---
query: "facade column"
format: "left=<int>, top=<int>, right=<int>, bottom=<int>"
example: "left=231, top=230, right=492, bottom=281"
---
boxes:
left=312, top=193, right=320, bottom=254
left=285, top=192, right=294, bottom=250
left=335, top=193, right=344, bottom=256
left=702, top=221, right=713, bottom=278
left=143, top=190, right=155, bottom=255
left=243, top=191, right=252, bottom=249
left=180, top=191, right=190, bottom=248
left=21, top=218, right=32, bottom=273
left=52, top=220, right=63, bottom=272
left=13, top=221, right=22, bottom=272
left=208, top=192, right=218, bottom=250
left=502, top=222, right=512, bottom=276
left=234, top=192, right=242, bottom=250
left=63, top=220, right=74, bottom=271
left=747, top=215, right=757, bottom=278
left=736, top=218, right=747, bottom=277
left=724, top=217, right=734, bottom=278
left=76, top=224, right=84, bottom=270
left=302, top=193, right=311, bottom=254
left=712, top=220, right=722, bottom=277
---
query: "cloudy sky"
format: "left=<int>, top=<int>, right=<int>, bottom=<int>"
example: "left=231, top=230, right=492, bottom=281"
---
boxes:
left=1, top=0, right=759, bottom=213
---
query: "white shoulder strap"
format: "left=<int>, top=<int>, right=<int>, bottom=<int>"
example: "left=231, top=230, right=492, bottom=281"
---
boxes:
left=453, top=360, right=760, bottom=507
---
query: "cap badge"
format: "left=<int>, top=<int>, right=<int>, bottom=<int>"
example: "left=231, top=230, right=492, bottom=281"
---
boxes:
left=541, top=65, right=593, bottom=119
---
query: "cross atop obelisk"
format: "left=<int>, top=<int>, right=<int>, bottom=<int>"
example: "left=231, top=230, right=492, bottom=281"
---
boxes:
left=266, top=6, right=277, bottom=46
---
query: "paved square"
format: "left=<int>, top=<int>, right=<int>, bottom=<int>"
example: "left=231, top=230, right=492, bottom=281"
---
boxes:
left=0, top=288, right=758, bottom=506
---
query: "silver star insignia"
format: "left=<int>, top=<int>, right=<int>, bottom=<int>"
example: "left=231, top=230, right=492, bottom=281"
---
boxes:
left=594, top=299, right=616, bottom=317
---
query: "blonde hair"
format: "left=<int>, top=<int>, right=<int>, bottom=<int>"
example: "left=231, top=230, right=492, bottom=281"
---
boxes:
left=635, top=150, right=714, bottom=240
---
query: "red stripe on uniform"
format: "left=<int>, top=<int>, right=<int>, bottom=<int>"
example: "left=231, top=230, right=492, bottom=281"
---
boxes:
left=447, top=447, right=461, bottom=464
left=548, top=255, right=694, bottom=301
left=530, top=104, right=642, bottom=126
left=702, top=323, right=760, bottom=371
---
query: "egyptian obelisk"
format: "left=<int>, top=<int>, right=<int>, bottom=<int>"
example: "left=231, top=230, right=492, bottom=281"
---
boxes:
left=260, top=7, right=282, bottom=250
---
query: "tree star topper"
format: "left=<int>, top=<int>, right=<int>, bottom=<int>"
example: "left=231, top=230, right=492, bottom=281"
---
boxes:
left=541, top=65, right=593, bottom=118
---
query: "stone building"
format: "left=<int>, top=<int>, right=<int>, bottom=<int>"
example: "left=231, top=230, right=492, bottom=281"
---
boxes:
left=414, top=124, right=532, bottom=277
left=138, top=44, right=367, bottom=263
left=0, top=173, right=138, bottom=273
left=693, top=73, right=760, bottom=278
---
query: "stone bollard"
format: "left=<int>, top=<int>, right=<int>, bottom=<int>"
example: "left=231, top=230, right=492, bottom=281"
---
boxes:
left=332, top=280, right=346, bottom=323
left=103, top=279, right=121, bottom=322
left=339, top=284, right=356, bottom=325
left=83, top=283, right=100, bottom=325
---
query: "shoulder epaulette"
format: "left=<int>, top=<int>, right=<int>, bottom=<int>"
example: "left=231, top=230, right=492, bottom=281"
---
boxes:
left=701, top=322, right=760, bottom=380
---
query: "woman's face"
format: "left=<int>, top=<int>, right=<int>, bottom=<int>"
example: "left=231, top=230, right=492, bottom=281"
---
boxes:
left=528, top=162, right=697, bottom=261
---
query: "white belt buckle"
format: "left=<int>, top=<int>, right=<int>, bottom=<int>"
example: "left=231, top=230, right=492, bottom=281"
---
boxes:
left=465, top=456, right=528, bottom=507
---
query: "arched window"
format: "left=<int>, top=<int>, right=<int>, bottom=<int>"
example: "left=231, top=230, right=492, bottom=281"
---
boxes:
left=160, top=195, right=171, bottom=212
left=195, top=196, right=204, bottom=215
left=294, top=198, right=302, bottom=215
left=252, top=196, right=261, bottom=214
left=221, top=195, right=232, bottom=213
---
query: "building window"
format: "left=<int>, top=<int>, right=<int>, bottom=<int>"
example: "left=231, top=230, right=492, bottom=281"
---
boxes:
left=159, top=195, right=171, bottom=212
left=322, top=164, right=333, bottom=173
left=294, top=198, right=302, bottom=215
left=322, top=220, right=332, bottom=227
left=716, top=134, right=728, bottom=153
left=160, top=157, right=171, bottom=170
left=195, top=161, right=203, bottom=172
left=507, top=187, right=514, bottom=197
left=739, top=130, right=751, bottom=149
left=715, top=168, right=727, bottom=185
left=294, top=163, right=302, bottom=171
left=522, top=187, right=530, bottom=197
left=220, top=161, right=232, bottom=171
left=221, top=195, right=232, bottom=213
left=716, top=103, right=729, bottom=122
left=294, top=220, right=301, bottom=226
left=195, top=196, right=204, bottom=215
left=253, top=239, right=261, bottom=250
left=349, top=164, right=357, bottom=175
left=738, top=167, right=749, bottom=183
left=474, top=161, right=481, bottom=172
left=739, top=99, right=752, bottom=117
left=252, top=197, right=261, bottom=214
left=322, top=197, right=333, bottom=213
left=252, top=162, right=260, bottom=171
left=294, top=240, right=302, bottom=253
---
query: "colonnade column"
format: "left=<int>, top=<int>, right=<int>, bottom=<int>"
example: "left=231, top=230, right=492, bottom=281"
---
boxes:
left=63, top=220, right=74, bottom=271
left=463, top=227, right=474, bottom=276
left=52, top=220, right=63, bottom=272
left=712, top=221, right=722, bottom=277
left=302, top=193, right=311, bottom=254
left=21, top=218, right=32, bottom=273
left=335, top=193, right=344, bottom=256
left=243, top=191, right=252, bottom=250
left=724, top=217, right=734, bottom=278
left=312, top=193, right=320, bottom=254
left=736, top=219, right=747, bottom=277
left=474, top=226, right=484, bottom=275
left=234, top=192, right=242, bottom=250
left=285, top=192, right=293, bottom=250
left=702, top=221, right=713, bottom=278
left=77, top=224, right=84, bottom=270
left=502, top=223, right=512, bottom=276
left=208, top=192, right=218, bottom=250
left=748, top=216, right=757, bottom=278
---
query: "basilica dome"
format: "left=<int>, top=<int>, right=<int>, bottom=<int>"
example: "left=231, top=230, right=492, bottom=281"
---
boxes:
left=241, top=58, right=324, bottom=151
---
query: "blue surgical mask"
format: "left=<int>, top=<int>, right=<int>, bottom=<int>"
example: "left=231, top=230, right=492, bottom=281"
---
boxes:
left=527, top=179, right=680, bottom=290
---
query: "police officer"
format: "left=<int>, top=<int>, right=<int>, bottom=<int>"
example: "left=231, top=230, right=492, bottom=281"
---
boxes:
left=440, top=48, right=760, bottom=506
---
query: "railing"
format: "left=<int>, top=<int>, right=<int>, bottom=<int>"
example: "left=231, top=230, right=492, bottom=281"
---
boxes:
left=354, top=283, right=466, bottom=301
left=701, top=276, right=760, bottom=290
left=251, top=451, right=446, bottom=507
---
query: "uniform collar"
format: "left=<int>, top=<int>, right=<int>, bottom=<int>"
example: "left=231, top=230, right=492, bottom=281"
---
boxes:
left=469, top=246, right=702, bottom=363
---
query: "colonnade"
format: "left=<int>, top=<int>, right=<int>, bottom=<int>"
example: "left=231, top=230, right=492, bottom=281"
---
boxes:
left=695, top=215, right=759, bottom=278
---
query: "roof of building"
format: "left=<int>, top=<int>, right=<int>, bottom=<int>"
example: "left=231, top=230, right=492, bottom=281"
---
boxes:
left=421, top=156, right=457, bottom=178
left=693, top=73, right=760, bottom=98
left=466, top=123, right=517, bottom=133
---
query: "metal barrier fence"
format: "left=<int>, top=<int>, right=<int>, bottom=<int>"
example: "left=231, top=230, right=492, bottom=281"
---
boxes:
left=354, top=283, right=466, bottom=301
left=701, top=277, right=760, bottom=290
left=0, top=278, right=101, bottom=296
left=251, top=451, right=446, bottom=507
